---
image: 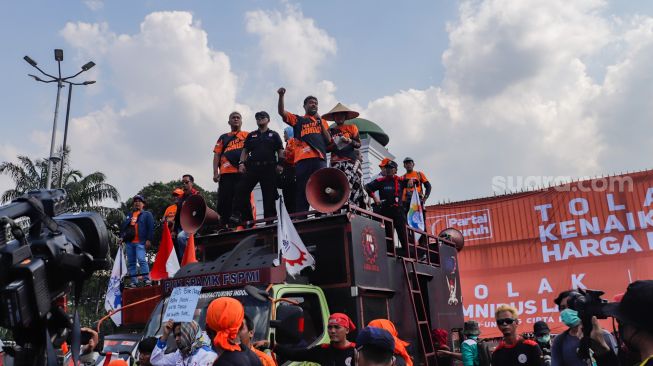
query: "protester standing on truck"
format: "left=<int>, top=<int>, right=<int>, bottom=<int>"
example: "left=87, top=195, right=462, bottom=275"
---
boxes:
left=322, top=102, right=366, bottom=207
left=151, top=320, right=216, bottom=366
left=229, top=111, right=283, bottom=226
left=364, top=161, right=408, bottom=250
left=172, top=174, right=199, bottom=258
left=368, top=319, right=413, bottom=366
left=206, top=297, right=262, bottom=366
left=163, top=188, right=184, bottom=230
left=213, top=112, right=248, bottom=228
left=273, top=312, right=356, bottom=366
left=401, top=157, right=431, bottom=211
left=121, top=194, right=154, bottom=287
left=277, top=87, right=333, bottom=213
left=490, top=305, right=543, bottom=366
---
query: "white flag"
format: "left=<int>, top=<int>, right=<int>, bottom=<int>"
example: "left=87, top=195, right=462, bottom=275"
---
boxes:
left=407, top=189, right=426, bottom=240
left=276, top=197, right=315, bottom=278
left=104, top=245, right=127, bottom=326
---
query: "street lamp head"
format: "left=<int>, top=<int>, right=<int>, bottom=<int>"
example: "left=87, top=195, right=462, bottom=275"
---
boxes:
left=81, top=61, right=95, bottom=71
left=82, top=80, right=96, bottom=85
left=28, top=74, right=44, bottom=82
left=24, top=55, right=38, bottom=67
left=54, top=49, right=64, bottom=62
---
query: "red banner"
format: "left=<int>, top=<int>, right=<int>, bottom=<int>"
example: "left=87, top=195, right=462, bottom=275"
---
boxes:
left=426, top=171, right=653, bottom=337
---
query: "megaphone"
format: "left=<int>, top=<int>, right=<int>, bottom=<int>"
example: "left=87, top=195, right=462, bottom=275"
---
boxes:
left=306, top=167, right=351, bottom=213
left=438, top=228, right=464, bottom=252
left=180, top=194, right=220, bottom=233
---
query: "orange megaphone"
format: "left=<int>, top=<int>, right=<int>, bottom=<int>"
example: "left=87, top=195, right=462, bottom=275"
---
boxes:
left=180, top=195, right=220, bottom=233
left=306, top=167, right=351, bottom=213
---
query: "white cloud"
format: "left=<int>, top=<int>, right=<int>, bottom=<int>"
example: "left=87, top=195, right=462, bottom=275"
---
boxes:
left=363, top=0, right=653, bottom=201
left=57, top=11, right=242, bottom=200
left=83, top=0, right=104, bottom=11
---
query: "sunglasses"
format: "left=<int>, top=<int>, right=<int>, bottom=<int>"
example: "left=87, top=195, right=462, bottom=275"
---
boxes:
left=496, top=318, right=516, bottom=326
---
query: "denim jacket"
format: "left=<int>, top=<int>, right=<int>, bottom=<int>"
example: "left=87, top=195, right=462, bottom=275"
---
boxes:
left=121, top=209, right=154, bottom=243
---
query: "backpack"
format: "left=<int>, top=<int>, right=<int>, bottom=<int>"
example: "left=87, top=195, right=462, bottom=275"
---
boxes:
left=122, top=225, right=135, bottom=243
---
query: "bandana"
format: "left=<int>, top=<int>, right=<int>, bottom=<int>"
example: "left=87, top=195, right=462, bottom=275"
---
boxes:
left=368, top=319, right=413, bottom=366
left=177, top=321, right=201, bottom=356
left=206, top=297, right=244, bottom=352
left=328, top=313, right=356, bottom=330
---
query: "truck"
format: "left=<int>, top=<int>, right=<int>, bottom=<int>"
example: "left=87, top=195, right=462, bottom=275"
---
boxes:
left=117, top=187, right=464, bottom=365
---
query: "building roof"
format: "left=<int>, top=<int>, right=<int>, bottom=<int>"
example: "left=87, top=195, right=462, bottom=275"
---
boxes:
left=329, top=118, right=389, bottom=146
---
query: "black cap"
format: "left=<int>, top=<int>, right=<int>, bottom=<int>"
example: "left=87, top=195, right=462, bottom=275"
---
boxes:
left=356, top=326, right=395, bottom=353
left=132, top=194, right=145, bottom=203
left=605, top=280, right=653, bottom=329
left=403, top=157, right=414, bottom=163
left=463, top=320, right=480, bottom=336
left=533, top=321, right=550, bottom=336
left=255, top=111, right=270, bottom=120
left=386, top=160, right=398, bottom=169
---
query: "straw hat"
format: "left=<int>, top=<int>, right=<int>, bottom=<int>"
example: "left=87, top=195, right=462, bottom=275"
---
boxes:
left=322, top=102, right=360, bottom=121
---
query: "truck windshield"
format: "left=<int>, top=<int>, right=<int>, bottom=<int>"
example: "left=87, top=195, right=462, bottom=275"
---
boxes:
left=143, top=288, right=270, bottom=342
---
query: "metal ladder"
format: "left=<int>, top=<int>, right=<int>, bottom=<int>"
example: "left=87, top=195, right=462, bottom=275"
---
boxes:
left=402, top=258, right=438, bottom=365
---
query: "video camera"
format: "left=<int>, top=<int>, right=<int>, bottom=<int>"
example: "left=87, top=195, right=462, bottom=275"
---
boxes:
left=0, top=189, right=109, bottom=366
left=566, top=288, right=619, bottom=361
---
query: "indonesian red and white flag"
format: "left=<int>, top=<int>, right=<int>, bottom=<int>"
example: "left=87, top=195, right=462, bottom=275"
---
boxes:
left=276, top=197, right=315, bottom=278
left=150, top=223, right=180, bottom=280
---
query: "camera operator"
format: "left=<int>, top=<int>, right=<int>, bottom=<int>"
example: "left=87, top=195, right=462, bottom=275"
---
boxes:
left=590, top=280, right=653, bottom=366
left=552, top=290, right=618, bottom=366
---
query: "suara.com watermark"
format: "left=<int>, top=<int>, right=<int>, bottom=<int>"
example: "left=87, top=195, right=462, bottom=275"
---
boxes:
left=491, top=175, right=633, bottom=194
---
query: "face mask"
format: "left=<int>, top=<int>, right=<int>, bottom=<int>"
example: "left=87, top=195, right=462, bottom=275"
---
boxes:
left=560, top=309, right=581, bottom=327
left=536, top=335, right=550, bottom=343
left=467, top=335, right=478, bottom=340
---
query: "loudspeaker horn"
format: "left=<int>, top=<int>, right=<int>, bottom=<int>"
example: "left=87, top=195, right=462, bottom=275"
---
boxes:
left=180, top=194, right=220, bottom=233
left=306, top=167, right=351, bottom=213
left=438, top=228, right=464, bottom=252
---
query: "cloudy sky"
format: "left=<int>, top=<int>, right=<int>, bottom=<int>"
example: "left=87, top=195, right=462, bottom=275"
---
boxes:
left=2, top=0, right=653, bottom=205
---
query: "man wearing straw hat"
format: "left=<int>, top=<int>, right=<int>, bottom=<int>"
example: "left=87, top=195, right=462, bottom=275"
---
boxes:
left=323, top=102, right=367, bottom=208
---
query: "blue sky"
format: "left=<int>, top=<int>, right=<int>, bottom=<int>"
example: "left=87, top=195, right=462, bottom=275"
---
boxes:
left=2, top=0, right=653, bottom=204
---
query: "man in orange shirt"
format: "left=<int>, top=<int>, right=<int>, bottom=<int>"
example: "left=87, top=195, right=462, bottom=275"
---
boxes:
left=277, top=87, right=332, bottom=213
left=323, top=103, right=366, bottom=208
left=163, top=188, right=184, bottom=230
left=213, top=111, right=248, bottom=227
left=401, top=157, right=431, bottom=211
left=121, top=195, right=154, bottom=287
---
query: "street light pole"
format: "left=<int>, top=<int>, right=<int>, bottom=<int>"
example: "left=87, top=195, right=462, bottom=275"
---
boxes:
left=23, top=49, right=95, bottom=189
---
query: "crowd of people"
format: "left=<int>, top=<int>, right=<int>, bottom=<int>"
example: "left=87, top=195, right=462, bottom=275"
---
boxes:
left=119, top=87, right=432, bottom=286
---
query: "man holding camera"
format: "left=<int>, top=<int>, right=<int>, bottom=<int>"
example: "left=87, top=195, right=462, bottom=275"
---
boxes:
left=591, top=280, right=653, bottom=366
left=552, top=290, right=618, bottom=366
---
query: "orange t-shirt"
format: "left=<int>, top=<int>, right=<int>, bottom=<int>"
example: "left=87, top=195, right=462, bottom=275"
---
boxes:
left=283, top=112, right=330, bottom=162
left=252, top=347, right=276, bottom=366
left=163, top=204, right=177, bottom=221
left=402, top=171, right=429, bottom=201
left=213, top=131, right=248, bottom=174
left=284, top=138, right=298, bottom=167
left=130, top=210, right=141, bottom=243
left=329, top=124, right=360, bottom=163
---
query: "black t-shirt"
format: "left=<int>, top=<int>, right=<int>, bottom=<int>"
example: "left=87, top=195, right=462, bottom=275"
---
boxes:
left=274, top=343, right=355, bottom=366
left=244, top=129, right=283, bottom=163
left=365, top=175, right=406, bottom=206
left=491, top=338, right=543, bottom=366
left=213, top=347, right=263, bottom=366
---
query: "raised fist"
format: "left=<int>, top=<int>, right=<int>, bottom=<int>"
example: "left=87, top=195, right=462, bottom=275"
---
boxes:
left=277, top=87, right=286, bottom=95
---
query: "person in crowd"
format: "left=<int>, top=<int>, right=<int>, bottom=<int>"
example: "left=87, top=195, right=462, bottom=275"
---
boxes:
left=172, top=174, right=199, bottom=258
left=432, top=328, right=453, bottom=366
left=356, top=326, right=397, bottom=366
left=239, top=314, right=275, bottom=366
left=151, top=320, right=216, bottom=366
left=460, top=320, right=481, bottom=366
left=551, top=290, right=618, bottom=366
left=213, top=112, right=248, bottom=228
left=79, top=327, right=99, bottom=365
left=364, top=161, right=408, bottom=250
left=368, top=319, right=412, bottom=366
left=322, top=102, right=366, bottom=207
left=230, top=111, right=283, bottom=226
left=591, top=280, right=653, bottom=366
left=533, top=321, right=552, bottom=366
left=121, top=194, right=154, bottom=287
left=137, top=337, right=157, bottom=366
left=162, top=188, right=184, bottom=230
left=279, top=126, right=297, bottom=212
left=491, top=304, right=543, bottom=366
left=277, top=87, right=332, bottom=213
left=273, top=313, right=356, bottom=366
left=206, top=297, right=262, bottom=366
left=401, top=157, right=431, bottom=210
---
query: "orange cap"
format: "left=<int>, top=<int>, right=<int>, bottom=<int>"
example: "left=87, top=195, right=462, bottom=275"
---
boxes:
left=379, top=158, right=391, bottom=168
left=172, top=188, right=184, bottom=197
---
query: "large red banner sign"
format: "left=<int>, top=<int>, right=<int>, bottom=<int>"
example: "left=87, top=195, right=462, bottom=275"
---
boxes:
left=426, top=171, right=653, bottom=337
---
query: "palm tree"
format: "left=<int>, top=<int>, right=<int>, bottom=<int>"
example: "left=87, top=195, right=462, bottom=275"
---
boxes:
left=0, top=148, right=120, bottom=209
